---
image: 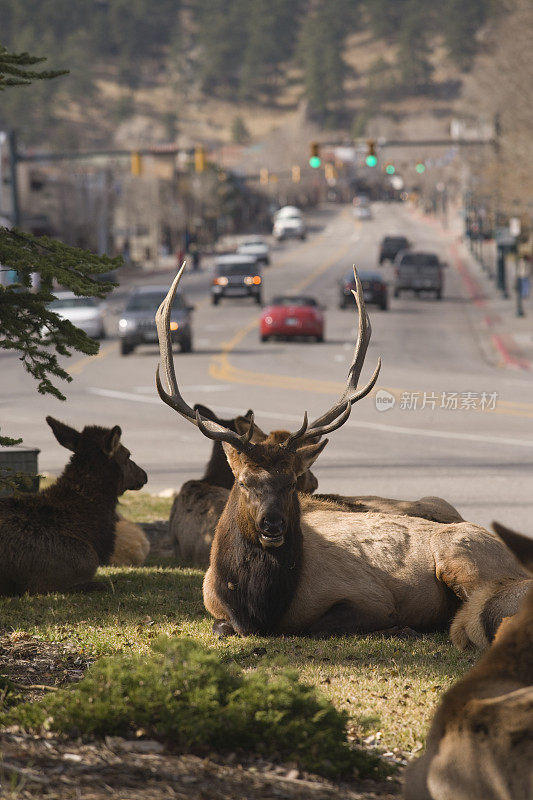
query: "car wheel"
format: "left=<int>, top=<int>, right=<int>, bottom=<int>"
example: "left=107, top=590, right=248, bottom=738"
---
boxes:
left=393, top=288, right=400, bottom=298
left=212, top=295, right=220, bottom=306
left=120, top=340, right=133, bottom=356
left=98, top=325, right=106, bottom=340
left=255, top=294, right=262, bottom=305
left=316, top=334, right=324, bottom=343
left=300, top=234, right=306, bottom=241
left=380, top=300, right=389, bottom=311
left=180, top=336, right=192, bottom=353
left=261, top=334, right=269, bottom=343
left=339, top=297, right=347, bottom=309
left=435, top=289, right=442, bottom=300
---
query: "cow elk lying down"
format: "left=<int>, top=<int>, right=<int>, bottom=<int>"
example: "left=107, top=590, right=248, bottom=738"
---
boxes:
left=156, top=265, right=532, bottom=645
left=111, top=515, right=150, bottom=567
left=403, top=584, right=533, bottom=800
left=0, top=417, right=147, bottom=595
left=169, top=405, right=318, bottom=567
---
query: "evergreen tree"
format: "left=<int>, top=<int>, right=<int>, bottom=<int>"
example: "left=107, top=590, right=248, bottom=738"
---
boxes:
left=396, top=1, right=434, bottom=93
left=443, top=0, right=488, bottom=69
left=0, top=46, right=121, bottom=452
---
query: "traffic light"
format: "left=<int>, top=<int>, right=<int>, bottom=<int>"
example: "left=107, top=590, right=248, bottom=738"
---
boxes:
left=131, top=151, right=142, bottom=176
left=259, top=167, right=269, bottom=185
left=194, top=145, right=206, bottom=173
left=309, top=142, right=321, bottom=168
left=291, top=165, right=301, bottom=183
left=415, top=162, right=426, bottom=174
left=385, top=163, right=395, bottom=175
left=365, top=140, right=377, bottom=167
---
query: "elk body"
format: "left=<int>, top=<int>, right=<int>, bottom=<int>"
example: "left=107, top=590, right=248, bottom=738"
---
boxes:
left=169, top=406, right=318, bottom=567
left=403, top=585, right=533, bottom=800
left=0, top=417, right=147, bottom=595
left=111, top=515, right=150, bottom=567
left=156, top=265, right=531, bottom=646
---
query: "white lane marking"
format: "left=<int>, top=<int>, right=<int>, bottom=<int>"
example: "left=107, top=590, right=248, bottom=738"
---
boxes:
left=89, top=389, right=533, bottom=449
left=133, top=384, right=230, bottom=394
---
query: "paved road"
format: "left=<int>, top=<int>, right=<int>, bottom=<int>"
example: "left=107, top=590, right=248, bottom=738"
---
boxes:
left=3, top=202, right=533, bottom=533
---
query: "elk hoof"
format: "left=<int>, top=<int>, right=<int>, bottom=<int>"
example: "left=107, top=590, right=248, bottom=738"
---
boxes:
left=213, top=619, right=236, bottom=638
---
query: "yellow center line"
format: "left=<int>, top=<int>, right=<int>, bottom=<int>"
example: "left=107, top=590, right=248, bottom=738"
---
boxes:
left=68, top=342, right=118, bottom=376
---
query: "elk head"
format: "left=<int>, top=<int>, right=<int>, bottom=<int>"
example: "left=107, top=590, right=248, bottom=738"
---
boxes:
left=46, top=416, right=148, bottom=494
left=155, top=263, right=380, bottom=549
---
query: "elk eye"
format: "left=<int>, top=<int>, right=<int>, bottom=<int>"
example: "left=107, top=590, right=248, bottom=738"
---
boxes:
left=239, top=481, right=247, bottom=489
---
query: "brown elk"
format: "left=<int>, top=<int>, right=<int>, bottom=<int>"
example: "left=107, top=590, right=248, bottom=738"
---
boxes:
left=0, top=417, right=147, bottom=595
left=169, top=405, right=319, bottom=567
left=492, top=520, right=533, bottom=573
left=111, top=515, right=150, bottom=566
left=404, top=584, right=533, bottom=800
left=156, top=264, right=531, bottom=644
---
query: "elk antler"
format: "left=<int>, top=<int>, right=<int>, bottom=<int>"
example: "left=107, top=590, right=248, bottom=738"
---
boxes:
left=282, top=265, right=381, bottom=450
left=155, top=263, right=256, bottom=453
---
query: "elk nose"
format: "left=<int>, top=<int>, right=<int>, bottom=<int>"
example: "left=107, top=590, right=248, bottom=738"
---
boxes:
left=259, top=514, right=284, bottom=537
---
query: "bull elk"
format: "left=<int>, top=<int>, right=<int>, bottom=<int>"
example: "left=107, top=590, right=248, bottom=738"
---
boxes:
left=169, top=405, right=318, bottom=567
left=156, top=264, right=531, bottom=644
left=404, top=584, right=533, bottom=800
left=0, top=417, right=147, bottom=595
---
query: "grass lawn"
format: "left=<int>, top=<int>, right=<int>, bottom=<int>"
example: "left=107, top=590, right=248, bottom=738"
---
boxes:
left=0, top=490, right=475, bottom=758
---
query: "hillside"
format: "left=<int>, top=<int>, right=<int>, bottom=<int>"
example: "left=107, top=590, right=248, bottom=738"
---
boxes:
left=0, top=0, right=493, bottom=156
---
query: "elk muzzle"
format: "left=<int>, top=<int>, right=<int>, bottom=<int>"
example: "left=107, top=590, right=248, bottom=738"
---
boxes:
left=258, top=512, right=286, bottom=548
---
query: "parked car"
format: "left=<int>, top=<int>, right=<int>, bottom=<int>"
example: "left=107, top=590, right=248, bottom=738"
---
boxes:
left=378, top=235, right=411, bottom=264
left=339, top=270, right=388, bottom=310
left=211, top=255, right=262, bottom=305
left=260, top=295, right=324, bottom=342
left=48, top=292, right=106, bottom=339
left=237, top=237, right=270, bottom=266
left=393, top=251, right=445, bottom=299
left=273, top=212, right=306, bottom=241
left=119, top=285, right=194, bottom=355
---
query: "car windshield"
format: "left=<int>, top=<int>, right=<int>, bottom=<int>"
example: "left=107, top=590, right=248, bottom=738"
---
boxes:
left=126, top=292, right=185, bottom=311
left=49, top=296, right=98, bottom=310
left=400, top=253, right=439, bottom=266
left=240, top=241, right=264, bottom=248
left=271, top=296, right=317, bottom=307
left=384, top=237, right=407, bottom=247
left=216, top=264, right=257, bottom=276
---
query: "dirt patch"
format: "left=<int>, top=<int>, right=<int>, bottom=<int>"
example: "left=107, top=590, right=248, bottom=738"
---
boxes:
left=0, top=732, right=402, bottom=799
left=0, top=634, right=93, bottom=704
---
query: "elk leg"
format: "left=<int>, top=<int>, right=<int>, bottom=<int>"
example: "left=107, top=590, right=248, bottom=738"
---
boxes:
left=305, top=601, right=397, bottom=638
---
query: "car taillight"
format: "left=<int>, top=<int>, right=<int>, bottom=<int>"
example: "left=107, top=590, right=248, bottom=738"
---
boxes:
left=169, top=321, right=179, bottom=331
left=253, top=275, right=261, bottom=285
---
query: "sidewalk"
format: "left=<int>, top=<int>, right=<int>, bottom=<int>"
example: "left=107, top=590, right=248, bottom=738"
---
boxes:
left=412, top=207, right=533, bottom=371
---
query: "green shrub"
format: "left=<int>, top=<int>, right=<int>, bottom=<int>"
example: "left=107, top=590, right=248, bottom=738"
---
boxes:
left=3, top=638, right=390, bottom=780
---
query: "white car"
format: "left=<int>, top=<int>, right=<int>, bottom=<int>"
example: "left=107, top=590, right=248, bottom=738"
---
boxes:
left=273, top=214, right=306, bottom=241
left=48, top=292, right=106, bottom=339
left=273, top=205, right=302, bottom=221
left=237, top=237, right=270, bottom=266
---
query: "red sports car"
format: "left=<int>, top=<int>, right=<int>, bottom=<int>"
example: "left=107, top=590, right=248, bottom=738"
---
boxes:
left=259, top=295, right=325, bottom=342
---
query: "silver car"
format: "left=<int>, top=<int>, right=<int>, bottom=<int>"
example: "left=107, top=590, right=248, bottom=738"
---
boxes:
left=48, top=292, right=106, bottom=339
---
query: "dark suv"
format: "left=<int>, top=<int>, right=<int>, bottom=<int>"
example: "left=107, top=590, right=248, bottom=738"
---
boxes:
left=339, top=269, right=388, bottom=310
left=211, top=255, right=262, bottom=305
left=379, top=235, right=411, bottom=264
left=119, top=285, right=194, bottom=355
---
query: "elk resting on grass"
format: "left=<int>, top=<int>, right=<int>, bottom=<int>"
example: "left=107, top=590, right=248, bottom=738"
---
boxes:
left=111, top=515, right=150, bottom=566
left=0, top=417, right=147, bottom=595
left=169, top=405, right=318, bottom=567
left=403, top=584, right=533, bottom=800
left=156, top=264, right=531, bottom=645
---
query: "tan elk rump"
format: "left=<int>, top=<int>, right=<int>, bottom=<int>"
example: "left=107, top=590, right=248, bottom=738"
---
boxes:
left=403, top=584, right=533, bottom=800
left=156, top=264, right=531, bottom=644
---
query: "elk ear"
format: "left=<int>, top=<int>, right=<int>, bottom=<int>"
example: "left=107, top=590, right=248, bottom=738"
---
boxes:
left=295, top=439, right=328, bottom=475
left=221, top=442, right=244, bottom=476
left=46, top=416, right=80, bottom=451
left=103, top=425, right=122, bottom=457
left=234, top=416, right=267, bottom=443
left=194, top=403, right=219, bottom=423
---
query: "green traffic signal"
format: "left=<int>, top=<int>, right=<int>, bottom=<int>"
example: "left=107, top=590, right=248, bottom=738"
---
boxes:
left=415, top=162, right=426, bottom=174
left=385, top=164, right=395, bottom=175
left=365, top=154, right=378, bottom=167
left=309, top=156, right=322, bottom=168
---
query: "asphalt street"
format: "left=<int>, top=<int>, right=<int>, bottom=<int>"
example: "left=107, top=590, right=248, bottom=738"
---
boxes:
left=3, top=201, right=533, bottom=533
